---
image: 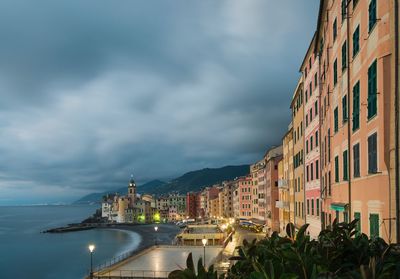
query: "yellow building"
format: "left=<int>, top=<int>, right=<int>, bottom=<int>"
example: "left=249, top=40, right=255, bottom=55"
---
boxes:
left=282, top=123, right=295, bottom=229
left=290, top=77, right=305, bottom=230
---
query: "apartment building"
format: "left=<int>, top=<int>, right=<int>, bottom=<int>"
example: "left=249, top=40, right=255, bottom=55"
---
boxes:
left=300, top=33, right=322, bottom=238
left=290, top=78, right=306, bottom=230
left=238, top=176, right=253, bottom=219
left=265, top=146, right=283, bottom=232
left=282, top=123, right=295, bottom=228
left=251, top=159, right=267, bottom=222
left=316, top=0, right=397, bottom=242
left=222, top=180, right=235, bottom=218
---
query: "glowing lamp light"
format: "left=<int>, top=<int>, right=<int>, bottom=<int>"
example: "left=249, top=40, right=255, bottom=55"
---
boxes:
left=154, top=226, right=158, bottom=232
left=88, top=244, right=95, bottom=253
left=202, top=238, right=207, bottom=246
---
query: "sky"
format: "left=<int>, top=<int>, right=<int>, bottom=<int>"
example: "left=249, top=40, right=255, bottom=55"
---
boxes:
left=0, top=0, right=319, bottom=205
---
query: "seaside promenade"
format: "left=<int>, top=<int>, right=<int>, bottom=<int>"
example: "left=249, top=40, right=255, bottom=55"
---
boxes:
left=89, top=224, right=264, bottom=278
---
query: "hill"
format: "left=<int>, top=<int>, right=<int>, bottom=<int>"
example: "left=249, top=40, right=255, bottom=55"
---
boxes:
left=73, top=179, right=165, bottom=204
left=144, top=165, right=250, bottom=195
left=73, top=164, right=250, bottom=204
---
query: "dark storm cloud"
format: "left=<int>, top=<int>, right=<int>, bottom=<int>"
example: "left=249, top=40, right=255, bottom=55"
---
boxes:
left=0, top=0, right=319, bottom=204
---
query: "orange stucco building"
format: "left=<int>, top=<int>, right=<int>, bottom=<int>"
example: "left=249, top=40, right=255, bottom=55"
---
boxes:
left=316, top=0, right=398, bottom=242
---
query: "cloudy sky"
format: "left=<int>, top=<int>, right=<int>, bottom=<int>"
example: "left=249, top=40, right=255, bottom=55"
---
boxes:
left=0, top=0, right=318, bottom=205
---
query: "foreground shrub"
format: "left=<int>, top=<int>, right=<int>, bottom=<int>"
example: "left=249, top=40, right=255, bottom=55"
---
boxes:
left=170, top=220, right=400, bottom=279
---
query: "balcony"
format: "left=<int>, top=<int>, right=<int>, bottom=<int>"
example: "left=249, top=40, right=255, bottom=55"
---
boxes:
left=278, top=179, right=288, bottom=190
left=275, top=201, right=289, bottom=209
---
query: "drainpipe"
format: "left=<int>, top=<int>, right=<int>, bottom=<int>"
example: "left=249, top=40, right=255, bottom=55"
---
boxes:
left=394, top=0, right=400, bottom=244
left=346, top=0, right=352, bottom=220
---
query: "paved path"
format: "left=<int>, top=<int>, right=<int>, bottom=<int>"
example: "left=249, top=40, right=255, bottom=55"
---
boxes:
left=96, top=246, right=222, bottom=278
left=213, top=226, right=265, bottom=275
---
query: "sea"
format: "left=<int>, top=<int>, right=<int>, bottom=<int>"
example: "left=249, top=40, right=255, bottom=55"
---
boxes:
left=0, top=205, right=142, bottom=279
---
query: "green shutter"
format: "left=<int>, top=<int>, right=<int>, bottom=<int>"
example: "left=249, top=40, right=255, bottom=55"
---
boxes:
left=335, top=156, right=339, bottom=182
left=342, top=41, right=347, bottom=71
left=342, top=95, right=347, bottom=123
left=352, top=81, right=360, bottom=131
left=341, top=0, right=346, bottom=22
left=369, top=214, right=379, bottom=237
left=333, top=19, right=337, bottom=41
left=343, top=150, right=348, bottom=181
left=334, top=107, right=339, bottom=132
left=334, top=59, right=338, bottom=85
left=369, top=0, right=377, bottom=32
left=353, top=26, right=360, bottom=57
left=368, top=60, right=377, bottom=119
left=354, top=212, right=361, bottom=236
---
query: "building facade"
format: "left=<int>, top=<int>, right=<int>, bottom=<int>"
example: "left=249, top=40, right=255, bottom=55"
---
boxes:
left=265, top=146, right=283, bottom=232
left=316, top=0, right=397, bottom=242
left=300, top=33, right=322, bottom=238
left=291, top=78, right=305, bottom=230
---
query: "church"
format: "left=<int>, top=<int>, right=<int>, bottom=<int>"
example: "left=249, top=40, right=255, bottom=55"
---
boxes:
left=101, top=175, right=160, bottom=223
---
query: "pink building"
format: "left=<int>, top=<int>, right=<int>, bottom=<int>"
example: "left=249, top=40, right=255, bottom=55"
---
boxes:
left=300, top=34, right=322, bottom=238
left=238, top=175, right=253, bottom=219
left=316, top=0, right=398, bottom=242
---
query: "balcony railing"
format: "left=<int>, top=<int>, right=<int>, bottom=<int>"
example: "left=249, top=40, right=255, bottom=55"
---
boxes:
left=275, top=201, right=289, bottom=209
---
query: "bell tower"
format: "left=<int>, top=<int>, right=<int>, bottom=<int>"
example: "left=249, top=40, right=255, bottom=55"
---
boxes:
left=128, top=174, right=136, bottom=205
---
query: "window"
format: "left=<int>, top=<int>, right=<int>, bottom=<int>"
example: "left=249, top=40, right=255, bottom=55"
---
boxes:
left=334, top=59, right=338, bottom=85
left=353, top=0, right=359, bottom=9
left=353, top=25, right=360, bottom=57
left=316, top=160, right=319, bottom=179
left=314, top=73, right=318, bottom=88
left=316, top=198, right=320, bottom=216
left=328, top=171, right=331, bottom=195
left=368, top=60, right=377, bottom=119
left=369, top=213, right=379, bottom=237
left=354, top=212, right=361, bottom=236
left=309, top=83, right=312, bottom=96
left=335, top=156, right=339, bottom=182
left=306, top=165, right=309, bottom=181
left=315, top=101, right=318, bottom=116
left=342, top=41, right=347, bottom=71
left=341, top=0, right=346, bottom=22
left=353, top=81, right=360, bottom=131
left=306, top=115, right=309, bottom=127
left=307, top=199, right=310, bottom=214
left=305, top=90, right=308, bottom=103
left=315, top=131, right=319, bottom=147
left=333, top=18, right=337, bottom=41
left=310, top=136, right=313, bottom=150
left=368, top=133, right=377, bottom=173
left=334, top=107, right=339, bottom=133
left=343, top=150, right=348, bottom=181
left=342, top=95, right=348, bottom=123
left=306, top=140, right=309, bottom=153
left=300, top=121, right=303, bottom=136
left=369, top=0, right=377, bottom=32
left=328, top=129, right=331, bottom=161
left=353, top=143, right=360, bottom=178
left=311, top=199, right=314, bottom=215
left=311, top=162, right=314, bottom=180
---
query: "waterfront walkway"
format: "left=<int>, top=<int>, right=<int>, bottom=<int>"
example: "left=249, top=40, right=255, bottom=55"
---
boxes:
left=93, top=245, right=223, bottom=278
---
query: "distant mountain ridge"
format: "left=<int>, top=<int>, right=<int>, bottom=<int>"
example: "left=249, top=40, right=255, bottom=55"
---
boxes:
left=73, top=179, right=165, bottom=205
left=73, top=165, right=250, bottom=204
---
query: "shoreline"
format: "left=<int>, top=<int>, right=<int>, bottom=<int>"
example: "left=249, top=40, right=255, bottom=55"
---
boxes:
left=91, top=224, right=182, bottom=272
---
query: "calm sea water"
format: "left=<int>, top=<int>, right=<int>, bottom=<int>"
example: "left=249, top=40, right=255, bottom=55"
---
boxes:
left=0, top=205, right=141, bottom=279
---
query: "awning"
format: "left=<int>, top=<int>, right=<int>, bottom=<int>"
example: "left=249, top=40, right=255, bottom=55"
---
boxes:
left=330, top=203, right=348, bottom=212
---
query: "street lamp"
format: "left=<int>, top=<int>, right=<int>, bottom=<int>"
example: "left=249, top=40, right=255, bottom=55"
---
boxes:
left=88, top=244, right=95, bottom=279
left=154, top=226, right=158, bottom=246
left=202, top=237, right=208, bottom=268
